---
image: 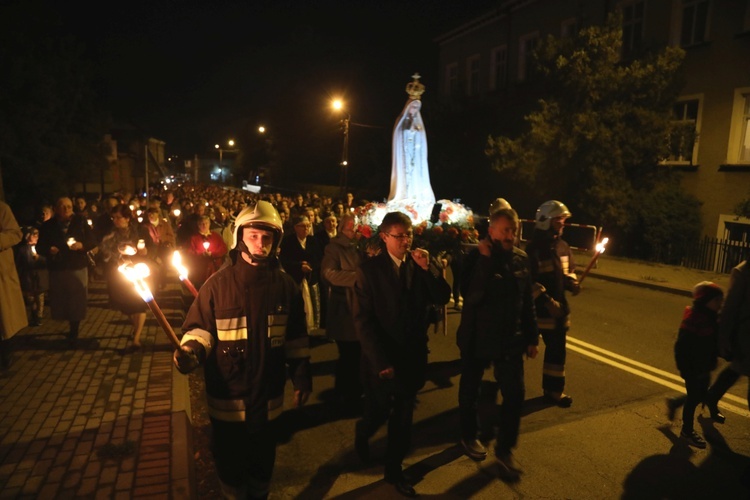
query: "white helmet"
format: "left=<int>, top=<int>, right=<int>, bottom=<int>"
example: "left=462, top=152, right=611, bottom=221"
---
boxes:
left=535, top=200, right=571, bottom=230
left=232, top=201, right=283, bottom=261
left=489, top=197, right=512, bottom=215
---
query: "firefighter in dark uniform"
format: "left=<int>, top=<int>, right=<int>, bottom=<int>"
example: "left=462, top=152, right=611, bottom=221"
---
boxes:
left=456, top=207, right=539, bottom=480
left=524, top=200, right=580, bottom=408
left=173, top=201, right=311, bottom=499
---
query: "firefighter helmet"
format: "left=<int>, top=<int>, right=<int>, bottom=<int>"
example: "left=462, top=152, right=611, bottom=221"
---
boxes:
left=231, top=201, right=283, bottom=261
left=535, top=200, right=571, bottom=230
left=489, top=197, right=512, bottom=215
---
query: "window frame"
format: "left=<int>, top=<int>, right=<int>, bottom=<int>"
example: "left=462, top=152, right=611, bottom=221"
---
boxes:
left=680, top=0, right=711, bottom=47
left=445, top=62, right=459, bottom=97
left=726, top=87, right=750, bottom=165
left=662, top=95, right=702, bottom=166
left=466, top=54, right=481, bottom=96
left=518, top=31, right=540, bottom=82
left=489, top=45, right=508, bottom=91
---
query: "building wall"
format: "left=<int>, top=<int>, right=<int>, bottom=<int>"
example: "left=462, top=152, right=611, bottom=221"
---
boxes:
left=436, top=0, right=750, bottom=238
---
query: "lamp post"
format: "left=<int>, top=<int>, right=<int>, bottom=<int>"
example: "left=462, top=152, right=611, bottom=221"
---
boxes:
left=332, top=99, right=350, bottom=198
left=215, top=139, right=239, bottom=185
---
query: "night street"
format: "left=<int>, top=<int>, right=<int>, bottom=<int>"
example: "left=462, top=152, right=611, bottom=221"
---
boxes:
left=269, top=278, right=750, bottom=498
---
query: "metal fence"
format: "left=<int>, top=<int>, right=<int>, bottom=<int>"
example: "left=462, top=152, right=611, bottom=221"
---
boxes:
left=681, top=236, right=750, bottom=273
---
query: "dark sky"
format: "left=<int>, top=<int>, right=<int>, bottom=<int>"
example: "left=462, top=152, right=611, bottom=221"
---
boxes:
left=22, top=0, right=499, bottom=176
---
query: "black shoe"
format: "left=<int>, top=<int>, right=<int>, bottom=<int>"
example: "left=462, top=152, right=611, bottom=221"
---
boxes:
left=460, top=439, right=488, bottom=461
left=30, top=317, right=42, bottom=327
left=385, top=477, right=417, bottom=498
left=681, top=429, right=707, bottom=449
left=354, top=432, right=370, bottom=463
left=704, top=402, right=726, bottom=424
left=495, top=451, right=522, bottom=481
left=544, top=392, right=573, bottom=408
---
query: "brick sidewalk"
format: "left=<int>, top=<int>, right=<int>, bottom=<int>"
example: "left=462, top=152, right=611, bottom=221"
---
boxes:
left=0, top=275, right=194, bottom=498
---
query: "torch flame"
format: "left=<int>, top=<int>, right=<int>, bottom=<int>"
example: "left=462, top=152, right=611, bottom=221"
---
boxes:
left=596, top=237, right=609, bottom=254
left=172, top=251, right=189, bottom=280
left=118, top=262, right=153, bottom=301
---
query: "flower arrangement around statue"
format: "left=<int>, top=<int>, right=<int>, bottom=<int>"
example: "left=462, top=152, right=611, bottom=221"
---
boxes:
left=353, top=199, right=479, bottom=255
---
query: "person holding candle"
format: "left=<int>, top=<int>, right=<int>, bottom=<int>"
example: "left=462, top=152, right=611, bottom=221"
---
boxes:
left=14, top=227, right=48, bottom=327
left=99, top=204, right=155, bottom=350
left=37, top=197, right=97, bottom=345
left=173, top=200, right=311, bottom=499
left=187, top=215, right=228, bottom=290
left=524, top=200, right=580, bottom=408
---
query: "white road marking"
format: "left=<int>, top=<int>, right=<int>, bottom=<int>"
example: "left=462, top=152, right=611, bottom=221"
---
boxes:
left=567, top=336, right=750, bottom=418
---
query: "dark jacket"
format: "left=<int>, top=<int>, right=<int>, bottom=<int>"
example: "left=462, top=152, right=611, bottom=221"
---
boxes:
left=180, top=255, right=311, bottom=430
left=354, top=252, right=451, bottom=394
left=456, top=245, right=539, bottom=358
left=36, top=214, right=97, bottom=272
left=279, top=233, right=323, bottom=285
left=14, top=243, right=48, bottom=293
left=321, top=233, right=361, bottom=342
left=525, top=229, right=576, bottom=330
left=674, top=304, right=719, bottom=378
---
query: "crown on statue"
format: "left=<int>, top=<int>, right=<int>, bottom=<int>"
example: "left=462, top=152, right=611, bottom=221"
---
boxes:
left=405, top=73, right=425, bottom=100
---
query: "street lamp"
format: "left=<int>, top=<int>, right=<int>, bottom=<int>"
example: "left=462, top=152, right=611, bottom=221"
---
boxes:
left=215, top=139, right=239, bottom=184
left=332, top=99, right=350, bottom=197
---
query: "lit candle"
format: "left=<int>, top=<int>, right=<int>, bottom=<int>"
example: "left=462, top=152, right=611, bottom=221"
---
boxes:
left=67, top=237, right=76, bottom=248
left=173, top=209, right=181, bottom=217
left=87, top=218, right=93, bottom=227
left=31, top=245, right=37, bottom=256
left=137, top=239, right=146, bottom=250
left=202, top=241, right=210, bottom=252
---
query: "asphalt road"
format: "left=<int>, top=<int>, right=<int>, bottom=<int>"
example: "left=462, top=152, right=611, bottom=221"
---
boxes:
left=269, top=278, right=750, bottom=499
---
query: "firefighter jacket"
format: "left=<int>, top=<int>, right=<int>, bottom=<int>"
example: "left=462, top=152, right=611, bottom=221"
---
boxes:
left=525, top=230, right=576, bottom=331
left=180, top=255, right=311, bottom=430
left=456, top=245, right=539, bottom=358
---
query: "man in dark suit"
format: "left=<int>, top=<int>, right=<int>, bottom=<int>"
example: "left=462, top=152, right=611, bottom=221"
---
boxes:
left=353, top=211, right=451, bottom=497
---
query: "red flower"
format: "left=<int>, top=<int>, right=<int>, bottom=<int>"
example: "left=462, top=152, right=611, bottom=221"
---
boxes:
left=447, top=227, right=459, bottom=238
left=432, top=226, right=443, bottom=235
left=439, top=212, right=449, bottom=222
left=461, top=229, right=471, bottom=241
left=358, top=225, right=372, bottom=239
left=445, top=206, right=454, bottom=215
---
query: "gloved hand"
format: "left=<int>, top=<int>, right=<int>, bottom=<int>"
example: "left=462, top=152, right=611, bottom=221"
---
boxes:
left=545, top=296, right=565, bottom=318
left=173, top=346, right=200, bottom=374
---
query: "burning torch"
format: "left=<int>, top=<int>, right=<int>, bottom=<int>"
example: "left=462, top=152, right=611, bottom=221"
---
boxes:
left=578, top=237, right=609, bottom=285
left=118, top=261, right=181, bottom=349
left=172, top=250, right=199, bottom=297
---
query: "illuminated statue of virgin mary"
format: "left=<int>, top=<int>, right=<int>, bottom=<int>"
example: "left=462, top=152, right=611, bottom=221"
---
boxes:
left=387, top=74, right=436, bottom=205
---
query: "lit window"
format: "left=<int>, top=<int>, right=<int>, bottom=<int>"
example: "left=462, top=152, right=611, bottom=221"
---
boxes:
left=665, top=99, right=700, bottom=164
left=466, top=55, right=480, bottom=96
left=490, top=45, right=507, bottom=90
left=680, top=0, right=710, bottom=46
left=739, top=93, right=750, bottom=162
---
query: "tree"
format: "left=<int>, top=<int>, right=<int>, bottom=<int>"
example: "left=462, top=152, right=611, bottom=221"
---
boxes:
left=0, top=3, right=108, bottom=221
left=735, top=193, right=750, bottom=218
left=485, top=13, right=701, bottom=258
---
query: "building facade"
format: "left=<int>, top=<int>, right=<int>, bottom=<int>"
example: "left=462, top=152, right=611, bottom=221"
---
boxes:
left=436, top=0, right=750, bottom=241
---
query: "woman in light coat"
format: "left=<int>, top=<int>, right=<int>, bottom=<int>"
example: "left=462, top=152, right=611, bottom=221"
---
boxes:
left=321, top=214, right=362, bottom=413
left=0, top=201, right=28, bottom=368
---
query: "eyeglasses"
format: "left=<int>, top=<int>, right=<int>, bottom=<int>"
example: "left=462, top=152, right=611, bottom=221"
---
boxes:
left=386, top=232, right=413, bottom=241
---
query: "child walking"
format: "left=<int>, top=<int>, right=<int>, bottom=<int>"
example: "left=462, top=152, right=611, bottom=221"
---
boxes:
left=667, top=281, right=724, bottom=448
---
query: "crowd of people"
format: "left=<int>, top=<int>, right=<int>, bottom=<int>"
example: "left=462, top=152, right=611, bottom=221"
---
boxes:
left=1, top=186, right=748, bottom=498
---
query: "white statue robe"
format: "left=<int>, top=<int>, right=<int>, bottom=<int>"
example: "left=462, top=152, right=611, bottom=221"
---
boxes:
left=388, top=99, right=436, bottom=204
